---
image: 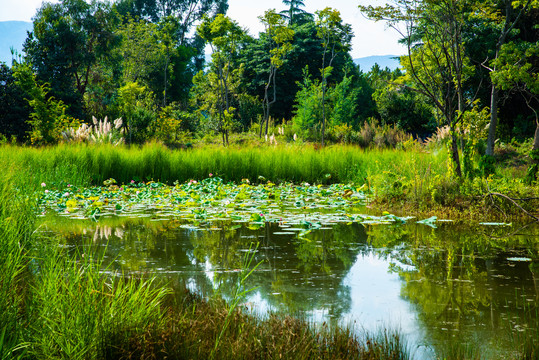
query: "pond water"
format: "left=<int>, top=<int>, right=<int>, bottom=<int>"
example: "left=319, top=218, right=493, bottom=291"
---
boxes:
left=41, top=214, right=539, bottom=359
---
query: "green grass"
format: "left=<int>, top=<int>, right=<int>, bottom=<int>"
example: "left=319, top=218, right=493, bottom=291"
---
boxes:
left=0, top=142, right=447, bottom=186
left=28, top=241, right=168, bottom=360
left=0, top=161, right=36, bottom=359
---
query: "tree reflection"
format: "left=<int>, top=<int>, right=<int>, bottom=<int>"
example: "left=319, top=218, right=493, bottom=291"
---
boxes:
left=364, top=223, right=539, bottom=357
left=188, top=222, right=365, bottom=320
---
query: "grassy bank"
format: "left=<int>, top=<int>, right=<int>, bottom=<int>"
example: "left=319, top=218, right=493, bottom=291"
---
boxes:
left=2, top=142, right=537, bottom=220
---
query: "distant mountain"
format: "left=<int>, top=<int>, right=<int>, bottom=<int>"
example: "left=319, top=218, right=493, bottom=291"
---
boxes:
left=353, top=55, right=401, bottom=72
left=0, top=21, right=32, bottom=65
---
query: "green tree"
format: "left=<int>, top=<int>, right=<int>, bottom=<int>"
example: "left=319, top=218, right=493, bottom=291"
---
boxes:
left=116, top=17, right=167, bottom=95
left=258, top=9, right=294, bottom=138
left=315, top=8, right=353, bottom=146
left=23, top=0, right=120, bottom=118
left=330, top=73, right=358, bottom=129
left=292, top=67, right=323, bottom=139
left=475, top=0, right=535, bottom=156
left=490, top=40, right=539, bottom=180
left=0, top=63, right=30, bottom=142
left=239, top=19, right=355, bottom=122
left=360, top=0, right=476, bottom=177
left=117, top=81, right=157, bottom=144
left=197, top=14, right=247, bottom=145
left=373, top=85, right=435, bottom=135
left=12, top=62, right=69, bottom=145
left=279, top=0, right=312, bottom=25
left=114, top=0, right=228, bottom=45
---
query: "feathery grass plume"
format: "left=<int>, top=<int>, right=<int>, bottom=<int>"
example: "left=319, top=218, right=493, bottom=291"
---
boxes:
left=62, top=117, right=125, bottom=145
left=89, top=116, right=125, bottom=145
left=424, top=125, right=451, bottom=147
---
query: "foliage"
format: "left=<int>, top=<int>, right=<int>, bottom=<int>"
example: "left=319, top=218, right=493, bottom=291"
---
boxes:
left=197, top=14, right=249, bottom=145
left=238, top=19, right=355, bottom=122
left=330, top=73, right=359, bottom=129
left=373, top=85, right=435, bottom=135
left=292, top=67, right=323, bottom=139
left=114, top=0, right=228, bottom=45
left=0, top=63, right=30, bottom=142
left=279, top=0, right=312, bottom=25
left=460, top=102, right=490, bottom=178
left=361, top=0, right=476, bottom=177
left=258, top=9, right=294, bottom=137
left=12, top=61, right=73, bottom=145
left=151, top=103, right=184, bottom=143
left=315, top=7, right=353, bottom=146
left=116, top=17, right=168, bottom=94
left=117, top=81, right=156, bottom=144
left=23, top=0, right=120, bottom=119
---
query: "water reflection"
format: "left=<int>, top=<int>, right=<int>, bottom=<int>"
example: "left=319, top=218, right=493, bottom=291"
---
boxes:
left=41, top=216, right=539, bottom=359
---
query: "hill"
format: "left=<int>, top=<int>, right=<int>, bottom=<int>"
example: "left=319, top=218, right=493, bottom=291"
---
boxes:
left=0, top=21, right=32, bottom=65
left=353, top=55, right=401, bottom=72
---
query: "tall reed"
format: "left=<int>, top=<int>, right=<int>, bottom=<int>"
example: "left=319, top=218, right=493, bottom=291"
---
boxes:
left=1, top=143, right=448, bottom=187
left=0, top=159, right=36, bottom=358
left=28, top=241, right=169, bottom=360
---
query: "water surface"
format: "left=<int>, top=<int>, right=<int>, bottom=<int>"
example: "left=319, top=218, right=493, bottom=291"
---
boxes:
left=41, top=215, right=539, bottom=359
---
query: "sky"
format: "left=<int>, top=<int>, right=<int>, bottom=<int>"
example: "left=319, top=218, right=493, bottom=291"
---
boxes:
left=0, top=0, right=405, bottom=59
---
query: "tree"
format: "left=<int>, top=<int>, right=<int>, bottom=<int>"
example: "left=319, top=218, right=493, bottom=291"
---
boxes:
left=258, top=9, right=294, bottom=138
left=238, top=19, right=360, bottom=128
left=476, top=0, right=534, bottom=156
left=12, top=61, right=70, bottom=145
left=117, top=81, right=157, bottom=144
left=293, top=66, right=323, bottom=139
left=330, top=75, right=357, bottom=128
left=490, top=40, right=539, bottom=180
left=0, top=63, right=30, bottom=142
left=360, top=0, right=475, bottom=177
left=115, top=0, right=228, bottom=46
left=279, top=0, right=312, bottom=25
left=116, top=17, right=168, bottom=97
left=23, top=0, right=120, bottom=118
left=373, top=85, right=436, bottom=135
left=315, top=8, right=353, bottom=146
left=197, top=14, right=248, bottom=145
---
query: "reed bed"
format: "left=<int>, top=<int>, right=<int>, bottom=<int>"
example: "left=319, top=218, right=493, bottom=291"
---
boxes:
left=116, top=287, right=410, bottom=360
left=1, top=142, right=448, bottom=187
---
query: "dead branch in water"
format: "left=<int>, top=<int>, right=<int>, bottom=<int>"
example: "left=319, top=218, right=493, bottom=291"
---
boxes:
left=485, top=191, right=539, bottom=222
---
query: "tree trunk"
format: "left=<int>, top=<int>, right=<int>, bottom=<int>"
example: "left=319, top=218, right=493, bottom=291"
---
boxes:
left=527, top=121, right=539, bottom=182
left=321, top=83, right=326, bottom=147
left=532, top=119, right=539, bottom=152
left=486, top=84, right=499, bottom=156
left=451, top=130, right=462, bottom=177
left=485, top=0, right=531, bottom=156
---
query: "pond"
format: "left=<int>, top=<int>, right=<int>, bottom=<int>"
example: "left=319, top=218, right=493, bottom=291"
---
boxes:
left=40, top=214, right=538, bottom=360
